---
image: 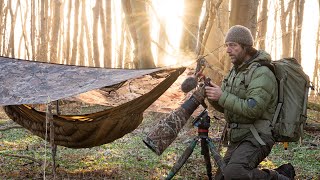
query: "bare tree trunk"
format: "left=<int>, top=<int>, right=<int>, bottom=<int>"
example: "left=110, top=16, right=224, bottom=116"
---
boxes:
left=30, top=1, right=37, bottom=60
left=92, top=0, right=101, bottom=67
left=7, top=0, right=20, bottom=58
left=50, top=0, right=61, bottom=64
left=102, top=0, right=112, bottom=67
left=118, top=20, right=125, bottom=68
left=70, top=0, right=80, bottom=65
left=65, top=0, right=72, bottom=64
left=280, top=0, right=294, bottom=58
left=197, top=0, right=223, bottom=56
left=256, top=0, right=268, bottom=49
left=293, top=0, right=305, bottom=63
left=124, top=27, right=133, bottom=68
left=313, top=38, right=319, bottom=96
left=57, top=3, right=64, bottom=65
left=38, top=0, right=48, bottom=61
left=122, top=0, right=155, bottom=68
left=204, top=0, right=229, bottom=74
left=99, top=2, right=107, bottom=67
left=1, top=2, right=9, bottom=55
left=312, top=15, right=320, bottom=96
left=0, top=0, right=6, bottom=55
left=82, top=2, right=93, bottom=67
left=287, top=8, right=293, bottom=57
left=157, top=20, right=166, bottom=66
left=79, top=0, right=86, bottom=66
left=121, top=2, right=133, bottom=69
left=122, top=0, right=137, bottom=49
left=18, top=2, right=30, bottom=59
left=220, top=1, right=231, bottom=74
left=196, top=0, right=211, bottom=56
left=229, top=0, right=259, bottom=37
left=180, top=0, right=204, bottom=53
left=271, top=1, right=279, bottom=58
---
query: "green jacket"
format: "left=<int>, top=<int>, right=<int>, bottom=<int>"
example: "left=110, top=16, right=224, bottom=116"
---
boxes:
left=211, top=50, right=278, bottom=144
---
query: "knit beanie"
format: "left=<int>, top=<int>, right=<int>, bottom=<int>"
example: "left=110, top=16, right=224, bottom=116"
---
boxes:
left=225, top=25, right=253, bottom=46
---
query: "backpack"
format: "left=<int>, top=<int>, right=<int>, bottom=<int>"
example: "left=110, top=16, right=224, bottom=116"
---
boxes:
left=248, top=58, right=311, bottom=142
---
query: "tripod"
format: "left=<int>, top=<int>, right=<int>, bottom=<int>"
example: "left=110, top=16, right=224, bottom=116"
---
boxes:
left=165, top=110, right=225, bottom=180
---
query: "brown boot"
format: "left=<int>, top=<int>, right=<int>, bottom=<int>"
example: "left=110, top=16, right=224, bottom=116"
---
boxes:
left=274, top=163, right=296, bottom=180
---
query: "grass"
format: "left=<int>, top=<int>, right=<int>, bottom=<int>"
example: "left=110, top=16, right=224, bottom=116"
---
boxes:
left=0, top=108, right=319, bottom=179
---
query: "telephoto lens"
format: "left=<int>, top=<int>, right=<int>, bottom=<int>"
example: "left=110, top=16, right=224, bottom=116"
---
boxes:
left=143, top=86, right=206, bottom=155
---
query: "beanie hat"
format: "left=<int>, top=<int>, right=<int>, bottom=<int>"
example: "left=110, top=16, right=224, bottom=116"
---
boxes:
left=225, top=25, right=253, bottom=46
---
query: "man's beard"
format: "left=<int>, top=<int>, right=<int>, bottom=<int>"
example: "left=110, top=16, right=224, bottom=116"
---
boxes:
left=232, top=50, right=246, bottom=66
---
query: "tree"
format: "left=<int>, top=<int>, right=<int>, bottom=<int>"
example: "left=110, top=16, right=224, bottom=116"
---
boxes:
left=196, top=0, right=223, bottom=56
left=49, top=0, right=61, bottom=64
left=69, top=0, right=80, bottom=65
left=293, top=0, right=305, bottom=63
left=7, top=0, right=19, bottom=58
left=122, top=0, right=155, bottom=68
left=92, top=0, right=101, bottom=67
left=180, top=0, right=204, bottom=53
left=38, top=0, right=49, bottom=61
left=229, top=0, right=259, bottom=37
left=312, top=3, right=320, bottom=96
left=256, top=0, right=268, bottom=49
left=280, top=0, right=294, bottom=57
left=104, top=0, right=112, bottom=67
left=202, top=0, right=229, bottom=84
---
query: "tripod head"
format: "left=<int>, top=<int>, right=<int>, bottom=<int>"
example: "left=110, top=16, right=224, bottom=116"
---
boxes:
left=192, top=110, right=211, bottom=136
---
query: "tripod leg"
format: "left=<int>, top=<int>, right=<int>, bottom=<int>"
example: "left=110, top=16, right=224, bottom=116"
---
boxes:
left=201, top=138, right=212, bottom=180
left=206, top=138, right=226, bottom=173
left=165, top=137, right=199, bottom=180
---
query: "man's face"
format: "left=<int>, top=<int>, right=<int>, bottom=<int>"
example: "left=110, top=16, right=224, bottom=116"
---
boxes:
left=225, top=42, right=246, bottom=65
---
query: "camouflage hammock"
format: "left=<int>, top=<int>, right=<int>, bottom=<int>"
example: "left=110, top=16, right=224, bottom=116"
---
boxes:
left=0, top=56, right=185, bottom=148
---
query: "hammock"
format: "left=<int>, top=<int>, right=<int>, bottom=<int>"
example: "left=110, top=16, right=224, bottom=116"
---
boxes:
left=0, top=56, right=186, bottom=148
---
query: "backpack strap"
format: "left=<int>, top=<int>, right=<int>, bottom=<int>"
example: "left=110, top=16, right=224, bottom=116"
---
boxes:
left=246, top=60, right=282, bottom=127
left=272, top=76, right=285, bottom=126
left=229, top=123, right=266, bottom=145
left=244, top=63, right=260, bottom=88
left=299, top=80, right=310, bottom=140
left=244, top=60, right=275, bottom=88
left=239, top=60, right=276, bottom=146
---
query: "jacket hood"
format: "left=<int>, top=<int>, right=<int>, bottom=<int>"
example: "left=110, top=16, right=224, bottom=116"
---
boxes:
left=252, top=50, right=271, bottom=62
left=237, top=50, right=271, bottom=70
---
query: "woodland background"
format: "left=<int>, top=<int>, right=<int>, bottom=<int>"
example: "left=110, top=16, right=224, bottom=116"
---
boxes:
left=0, top=0, right=319, bottom=179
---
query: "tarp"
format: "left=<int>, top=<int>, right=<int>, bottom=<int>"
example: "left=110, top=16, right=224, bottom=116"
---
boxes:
left=0, top=56, right=162, bottom=105
left=3, top=67, right=186, bottom=148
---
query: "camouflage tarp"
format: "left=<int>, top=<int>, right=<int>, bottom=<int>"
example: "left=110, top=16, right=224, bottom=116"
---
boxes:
left=0, top=56, right=162, bottom=105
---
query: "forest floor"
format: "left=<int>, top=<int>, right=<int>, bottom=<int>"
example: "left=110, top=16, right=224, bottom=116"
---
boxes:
left=0, top=68, right=319, bottom=179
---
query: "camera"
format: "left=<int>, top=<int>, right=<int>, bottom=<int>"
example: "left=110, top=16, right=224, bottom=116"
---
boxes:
left=143, top=80, right=210, bottom=155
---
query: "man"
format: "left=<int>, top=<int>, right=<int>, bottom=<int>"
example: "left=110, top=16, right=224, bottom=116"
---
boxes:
left=204, top=25, right=295, bottom=179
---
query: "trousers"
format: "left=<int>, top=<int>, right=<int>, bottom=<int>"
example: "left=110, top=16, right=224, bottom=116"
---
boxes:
left=215, top=134, right=275, bottom=180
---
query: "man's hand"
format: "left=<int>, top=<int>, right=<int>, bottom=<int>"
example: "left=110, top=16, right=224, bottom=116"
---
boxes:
left=205, top=81, right=222, bottom=101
